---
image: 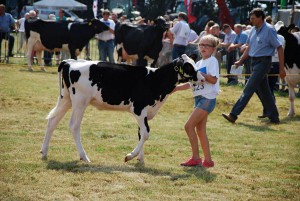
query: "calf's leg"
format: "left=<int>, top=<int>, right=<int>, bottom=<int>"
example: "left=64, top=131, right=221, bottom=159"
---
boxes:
left=287, top=86, right=295, bottom=116
left=125, top=112, right=149, bottom=163
left=69, top=103, right=90, bottom=162
left=26, top=38, right=34, bottom=71
left=41, top=97, right=71, bottom=159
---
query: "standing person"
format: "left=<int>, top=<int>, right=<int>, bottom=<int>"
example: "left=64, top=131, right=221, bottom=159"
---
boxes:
left=55, top=9, right=69, bottom=61
left=170, top=12, right=190, bottom=60
left=173, top=35, right=220, bottom=168
left=258, top=20, right=285, bottom=118
left=16, top=12, right=29, bottom=54
left=43, top=14, right=56, bottom=66
left=0, top=4, right=16, bottom=57
left=96, top=9, right=115, bottom=63
left=222, top=8, right=286, bottom=124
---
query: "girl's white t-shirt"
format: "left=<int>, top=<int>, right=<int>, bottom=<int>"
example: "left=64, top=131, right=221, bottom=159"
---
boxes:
left=190, top=56, right=220, bottom=99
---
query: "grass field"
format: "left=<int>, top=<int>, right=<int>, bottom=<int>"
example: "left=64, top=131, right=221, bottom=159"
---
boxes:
left=0, top=64, right=299, bottom=201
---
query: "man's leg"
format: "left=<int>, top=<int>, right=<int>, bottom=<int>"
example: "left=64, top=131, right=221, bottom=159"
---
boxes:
left=107, top=40, right=115, bottom=63
left=230, top=58, right=271, bottom=118
left=8, top=35, right=14, bottom=56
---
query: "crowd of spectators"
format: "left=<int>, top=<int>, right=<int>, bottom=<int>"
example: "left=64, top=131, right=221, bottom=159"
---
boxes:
left=0, top=3, right=299, bottom=79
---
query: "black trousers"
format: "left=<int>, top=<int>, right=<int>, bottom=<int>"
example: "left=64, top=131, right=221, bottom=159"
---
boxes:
left=0, top=32, right=14, bottom=55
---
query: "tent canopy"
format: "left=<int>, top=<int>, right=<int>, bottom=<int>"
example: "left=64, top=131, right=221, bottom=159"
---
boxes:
left=33, top=0, right=87, bottom=11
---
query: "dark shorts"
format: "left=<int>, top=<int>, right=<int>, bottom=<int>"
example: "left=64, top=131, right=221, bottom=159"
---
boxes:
left=194, top=95, right=216, bottom=114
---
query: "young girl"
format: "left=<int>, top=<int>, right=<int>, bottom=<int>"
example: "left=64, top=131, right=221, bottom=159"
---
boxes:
left=173, top=34, right=220, bottom=168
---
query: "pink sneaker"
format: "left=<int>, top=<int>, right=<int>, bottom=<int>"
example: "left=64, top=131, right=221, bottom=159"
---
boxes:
left=180, top=158, right=202, bottom=166
left=202, top=160, right=214, bottom=168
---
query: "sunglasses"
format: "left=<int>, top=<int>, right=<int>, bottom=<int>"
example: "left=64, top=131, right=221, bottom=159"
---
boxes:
left=199, top=44, right=214, bottom=49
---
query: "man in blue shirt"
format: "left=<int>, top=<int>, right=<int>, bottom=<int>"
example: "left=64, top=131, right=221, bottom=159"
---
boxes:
left=220, top=24, right=237, bottom=84
left=0, top=4, right=15, bottom=57
left=227, top=24, right=248, bottom=84
left=222, top=8, right=286, bottom=124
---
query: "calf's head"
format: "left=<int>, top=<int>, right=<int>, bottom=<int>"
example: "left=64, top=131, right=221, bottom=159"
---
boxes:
left=88, top=18, right=110, bottom=33
left=174, top=54, right=202, bottom=84
left=154, top=16, right=169, bottom=31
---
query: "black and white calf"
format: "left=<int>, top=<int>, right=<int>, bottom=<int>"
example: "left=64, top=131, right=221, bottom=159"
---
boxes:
left=277, top=25, right=300, bottom=116
left=41, top=54, right=203, bottom=163
left=115, top=16, right=168, bottom=66
left=25, top=18, right=109, bottom=70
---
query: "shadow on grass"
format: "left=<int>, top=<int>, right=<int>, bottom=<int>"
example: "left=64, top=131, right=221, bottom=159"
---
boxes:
left=46, top=160, right=217, bottom=182
left=19, top=69, right=57, bottom=74
left=236, top=122, right=278, bottom=132
left=281, top=115, right=300, bottom=122
left=236, top=114, right=300, bottom=131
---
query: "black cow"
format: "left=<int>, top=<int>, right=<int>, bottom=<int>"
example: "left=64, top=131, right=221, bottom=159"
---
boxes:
left=115, top=16, right=168, bottom=67
left=40, top=54, right=203, bottom=163
left=277, top=24, right=300, bottom=116
left=25, top=18, right=109, bottom=71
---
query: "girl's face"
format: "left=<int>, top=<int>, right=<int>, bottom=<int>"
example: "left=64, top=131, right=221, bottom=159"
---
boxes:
left=198, top=39, right=215, bottom=59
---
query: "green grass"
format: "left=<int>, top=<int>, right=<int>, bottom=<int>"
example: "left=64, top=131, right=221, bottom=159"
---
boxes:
left=0, top=64, right=299, bottom=200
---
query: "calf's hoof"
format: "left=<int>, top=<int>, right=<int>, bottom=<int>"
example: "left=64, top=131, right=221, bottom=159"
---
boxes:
left=40, top=150, right=48, bottom=160
left=80, top=157, right=91, bottom=163
left=125, top=154, right=133, bottom=162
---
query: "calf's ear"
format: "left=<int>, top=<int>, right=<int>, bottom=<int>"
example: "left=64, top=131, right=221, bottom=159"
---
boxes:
left=189, top=54, right=197, bottom=62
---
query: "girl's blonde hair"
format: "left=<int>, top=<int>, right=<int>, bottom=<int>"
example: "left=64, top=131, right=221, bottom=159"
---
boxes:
left=199, top=34, right=219, bottom=48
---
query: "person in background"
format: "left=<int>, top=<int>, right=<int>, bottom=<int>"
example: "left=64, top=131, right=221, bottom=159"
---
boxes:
left=193, top=20, right=215, bottom=44
left=97, top=9, right=115, bottom=63
left=19, top=6, right=26, bottom=18
left=210, top=24, right=225, bottom=67
left=227, top=24, right=248, bottom=84
left=173, top=35, right=220, bottom=168
left=16, top=12, right=29, bottom=54
left=220, top=24, right=237, bottom=84
left=111, top=12, right=119, bottom=26
left=44, top=14, right=56, bottom=66
left=222, top=8, right=286, bottom=124
left=56, top=9, right=66, bottom=21
left=55, top=9, right=69, bottom=61
left=0, top=4, right=16, bottom=57
left=170, top=12, right=190, bottom=60
left=187, top=27, right=198, bottom=43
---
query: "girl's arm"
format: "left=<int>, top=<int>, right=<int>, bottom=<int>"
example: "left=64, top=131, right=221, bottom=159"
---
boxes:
left=172, top=83, right=191, bottom=93
left=202, top=73, right=218, bottom=84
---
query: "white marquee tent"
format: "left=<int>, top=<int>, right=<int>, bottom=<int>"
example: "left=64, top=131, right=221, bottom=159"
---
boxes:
left=33, top=0, right=87, bottom=11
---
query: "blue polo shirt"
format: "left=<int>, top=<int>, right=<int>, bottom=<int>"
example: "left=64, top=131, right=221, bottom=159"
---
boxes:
left=233, top=31, right=248, bottom=45
left=0, top=13, right=15, bottom=33
left=247, top=22, right=281, bottom=57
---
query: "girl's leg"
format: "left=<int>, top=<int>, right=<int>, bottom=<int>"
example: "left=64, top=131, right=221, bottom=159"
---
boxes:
left=184, top=108, right=208, bottom=160
left=196, top=115, right=212, bottom=162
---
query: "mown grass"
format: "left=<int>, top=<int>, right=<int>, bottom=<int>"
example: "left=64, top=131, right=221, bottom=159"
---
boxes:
left=0, top=64, right=299, bottom=201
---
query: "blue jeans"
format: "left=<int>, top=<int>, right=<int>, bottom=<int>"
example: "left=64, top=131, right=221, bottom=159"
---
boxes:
left=98, top=39, right=115, bottom=63
left=194, top=96, right=216, bottom=114
left=172, top=44, right=186, bottom=60
left=230, top=56, right=279, bottom=121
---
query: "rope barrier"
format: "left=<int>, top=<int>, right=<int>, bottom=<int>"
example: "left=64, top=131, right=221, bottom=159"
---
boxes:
left=220, top=73, right=300, bottom=77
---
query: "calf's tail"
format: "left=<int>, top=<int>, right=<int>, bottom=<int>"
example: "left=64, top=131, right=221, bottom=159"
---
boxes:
left=46, top=61, right=67, bottom=119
